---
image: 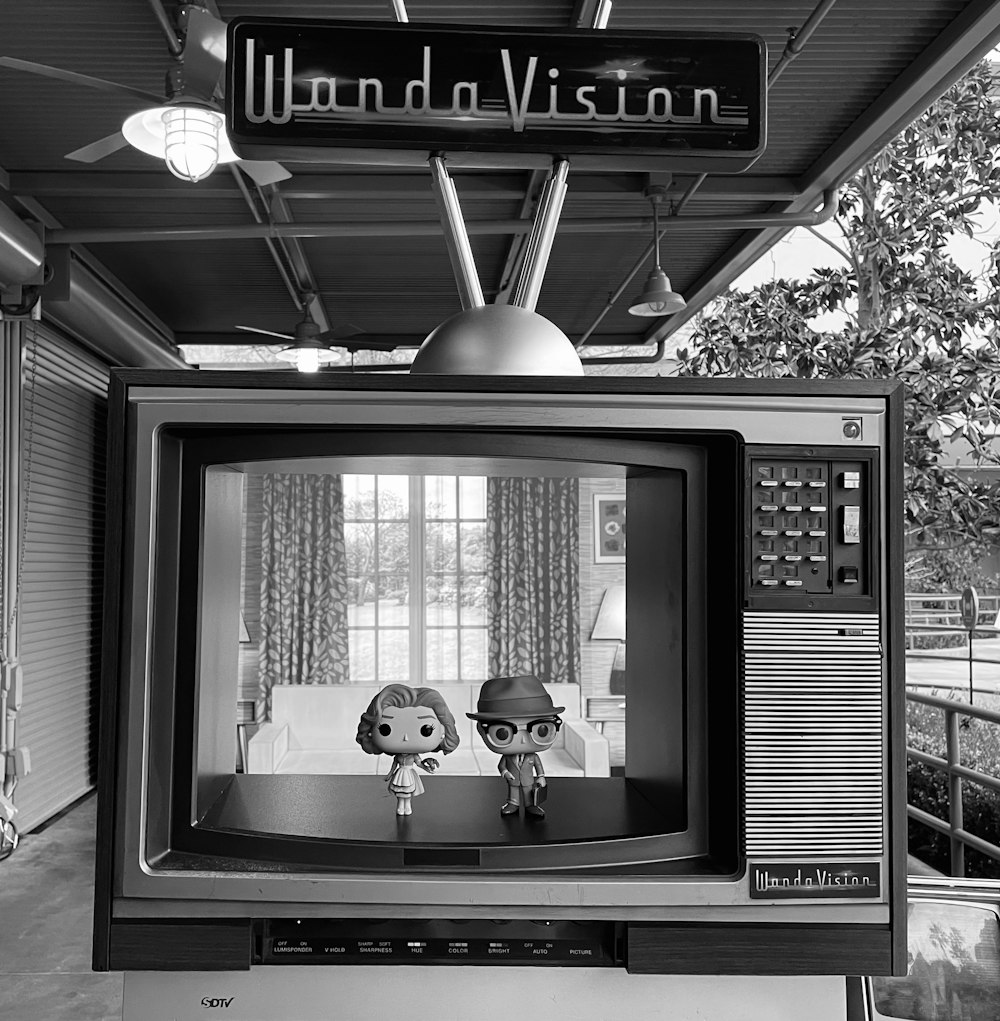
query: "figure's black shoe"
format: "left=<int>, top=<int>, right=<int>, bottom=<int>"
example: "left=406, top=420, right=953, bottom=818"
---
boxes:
left=500, top=801, right=519, bottom=816
left=525, top=805, right=545, bottom=818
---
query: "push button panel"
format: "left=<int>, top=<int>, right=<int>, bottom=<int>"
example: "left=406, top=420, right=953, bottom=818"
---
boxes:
left=751, top=459, right=830, bottom=594
left=749, top=454, right=873, bottom=602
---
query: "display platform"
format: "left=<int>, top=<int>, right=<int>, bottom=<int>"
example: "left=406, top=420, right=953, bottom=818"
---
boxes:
left=199, top=775, right=676, bottom=845
left=121, top=968, right=851, bottom=1021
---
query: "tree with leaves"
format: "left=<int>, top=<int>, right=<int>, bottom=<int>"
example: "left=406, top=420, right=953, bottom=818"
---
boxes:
left=676, top=59, right=1000, bottom=559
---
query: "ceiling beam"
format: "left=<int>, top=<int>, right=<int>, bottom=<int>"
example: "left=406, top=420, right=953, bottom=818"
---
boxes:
left=175, top=330, right=645, bottom=348
left=7, top=171, right=802, bottom=204
left=45, top=193, right=837, bottom=245
left=642, top=0, right=1000, bottom=345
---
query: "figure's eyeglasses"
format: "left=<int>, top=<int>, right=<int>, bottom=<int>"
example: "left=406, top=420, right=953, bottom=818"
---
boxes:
left=477, top=718, right=562, bottom=747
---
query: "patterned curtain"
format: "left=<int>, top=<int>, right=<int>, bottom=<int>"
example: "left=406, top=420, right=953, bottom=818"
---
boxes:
left=486, top=477, right=581, bottom=684
left=259, top=474, right=350, bottom=715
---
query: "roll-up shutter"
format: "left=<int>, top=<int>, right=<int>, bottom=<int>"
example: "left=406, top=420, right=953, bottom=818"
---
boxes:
left=14, top=324, right=109, bottom=831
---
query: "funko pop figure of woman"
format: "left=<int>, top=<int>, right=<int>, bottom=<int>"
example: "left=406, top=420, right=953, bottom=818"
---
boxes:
left=356, top=684, right=460, bottom=816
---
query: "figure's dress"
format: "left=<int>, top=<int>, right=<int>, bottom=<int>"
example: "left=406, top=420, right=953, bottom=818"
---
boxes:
left=387, top=753, right=425, bottom=796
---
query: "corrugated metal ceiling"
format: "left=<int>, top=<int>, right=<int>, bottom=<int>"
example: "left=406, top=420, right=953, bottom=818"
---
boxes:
left=0, top=0, right=996, bottom=356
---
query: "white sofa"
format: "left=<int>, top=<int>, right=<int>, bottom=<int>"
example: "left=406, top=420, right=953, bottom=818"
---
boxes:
left=247, top=682, right=610, bottom=778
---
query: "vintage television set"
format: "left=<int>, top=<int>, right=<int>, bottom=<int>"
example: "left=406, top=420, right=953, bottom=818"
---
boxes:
left=94, top=372, right=906, bottom=977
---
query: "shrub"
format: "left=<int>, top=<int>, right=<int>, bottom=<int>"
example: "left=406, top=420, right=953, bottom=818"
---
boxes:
left=906, top=696, right=1000, bottom=877
left=907, top=762, right=1000, bottom=878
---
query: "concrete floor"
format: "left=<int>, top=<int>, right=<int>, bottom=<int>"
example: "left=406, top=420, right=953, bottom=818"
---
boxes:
left=0, top=794, right=123, bottom=1021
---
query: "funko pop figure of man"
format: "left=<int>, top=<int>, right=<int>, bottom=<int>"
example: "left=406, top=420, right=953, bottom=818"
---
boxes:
left=468, top=674, right=564, bottom=818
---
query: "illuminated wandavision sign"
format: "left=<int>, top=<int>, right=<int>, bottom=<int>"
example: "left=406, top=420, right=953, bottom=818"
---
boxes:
left=226, top=20, right=766, bottom=170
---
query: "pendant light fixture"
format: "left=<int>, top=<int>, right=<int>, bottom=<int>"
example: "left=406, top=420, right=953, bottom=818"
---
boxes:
left=628, top=190, right=686, bottom=317
left=123, top=100, right=232, bottom=184
left=121, top=11, right=232, bottom=184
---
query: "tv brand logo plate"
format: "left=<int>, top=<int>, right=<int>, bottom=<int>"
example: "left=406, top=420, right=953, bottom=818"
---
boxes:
left=749, top=861, right=881, bottom=899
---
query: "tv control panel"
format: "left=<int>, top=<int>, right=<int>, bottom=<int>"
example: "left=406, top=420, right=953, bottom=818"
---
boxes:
left=260, top=919, right=617, bottom=966
left=745, top=448, right=876, bottom=610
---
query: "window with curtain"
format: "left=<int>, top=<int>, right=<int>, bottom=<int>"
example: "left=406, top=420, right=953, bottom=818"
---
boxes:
left=486, top=477, right=581, bottom=685
left=259, top=473, right=350, bottom=713
left=344, top=474, right=488, bottom=685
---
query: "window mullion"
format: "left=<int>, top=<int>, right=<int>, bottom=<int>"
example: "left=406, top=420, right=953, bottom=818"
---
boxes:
left=409, top=475, right=425, bottom=684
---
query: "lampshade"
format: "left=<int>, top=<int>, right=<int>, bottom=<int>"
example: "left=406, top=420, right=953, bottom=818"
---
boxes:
left=410, top=304, right=583, bottom=375
left=627, top=268, right=687, bottom=317
left=591, top=584, right=626, bottom=641
left=122, top=102, right=236, bottom=183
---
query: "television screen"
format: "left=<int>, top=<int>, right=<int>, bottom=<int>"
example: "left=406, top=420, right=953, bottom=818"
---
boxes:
left=165, top=432, right=725, bottom=872
left=870, top=900, right=1000, bottom=1021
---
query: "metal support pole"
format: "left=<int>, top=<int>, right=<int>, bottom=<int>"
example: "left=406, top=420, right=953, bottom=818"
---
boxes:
left=946, top=708, right=965, bottom=877
left=969, top=627, right=975, bottom=705
left=428, top=157, right=485, bottom=311
left=1, top=321, right=23, bottom=801
left=511, top=160, right=570, bottom=313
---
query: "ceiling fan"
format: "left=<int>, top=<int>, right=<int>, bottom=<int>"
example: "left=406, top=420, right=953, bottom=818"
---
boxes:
left=236, top=299, right=407, bottom=372
left=0, top=5, right=288, bottom=185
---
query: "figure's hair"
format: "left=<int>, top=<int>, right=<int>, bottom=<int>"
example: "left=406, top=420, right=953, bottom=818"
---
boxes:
left=355, top=684, right=461, bottom=756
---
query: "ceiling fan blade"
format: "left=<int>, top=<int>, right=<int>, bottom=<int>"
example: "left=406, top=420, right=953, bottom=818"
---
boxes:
left=235, top=325, right=295, bottom=341
left=320, top=323, right=365, bottom=342
left=237, top=160, right=293, bottom=186
left=338, top=336, right=413, bottom=352
left=65, top=131, right=128, bottom=163
left=181, top=6, right=227, bottom=99
left=0, top=56, right=162, bottom=104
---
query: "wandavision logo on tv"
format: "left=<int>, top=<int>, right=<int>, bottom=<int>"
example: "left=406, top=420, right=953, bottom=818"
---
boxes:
left=749, top=862, right=882, bottom=899
left=227, top=19, right=764, bottom=161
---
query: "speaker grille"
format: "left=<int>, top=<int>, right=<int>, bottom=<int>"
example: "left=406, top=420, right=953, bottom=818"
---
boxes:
left=744, top=612, right=884, bottom=856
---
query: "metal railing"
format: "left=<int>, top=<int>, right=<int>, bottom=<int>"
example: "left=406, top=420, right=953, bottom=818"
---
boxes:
left=906, top=689, right=1000, bottom=877
left=903, top=594, right=1000, bottom=874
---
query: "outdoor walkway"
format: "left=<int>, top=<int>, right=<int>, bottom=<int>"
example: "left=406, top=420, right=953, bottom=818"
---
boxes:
left=906, top=637, right=1000, bottom=703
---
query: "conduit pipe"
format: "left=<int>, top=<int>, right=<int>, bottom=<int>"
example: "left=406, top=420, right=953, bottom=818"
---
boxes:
left=147, top=0, right=184, bottom=57
left=0, top=204, right=44, bottom=288
left=511, top=160, right=570, bottom=312
left=768, top=0, right=840, bottom=86
left=45, top=190, right=839, bottom=245
left=43, top=253, right=188, bottom=368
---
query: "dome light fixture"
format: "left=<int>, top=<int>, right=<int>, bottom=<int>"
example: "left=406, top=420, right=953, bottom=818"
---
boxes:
left=410, top=304, right=583, bottom=376
left=122, top=101, right=237, bottom=184
left=628, top=191, right=686, bottom=317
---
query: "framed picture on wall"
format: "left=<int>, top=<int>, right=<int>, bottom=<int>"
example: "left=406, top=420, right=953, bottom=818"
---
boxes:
left=593, top=493, right=626, bottom=563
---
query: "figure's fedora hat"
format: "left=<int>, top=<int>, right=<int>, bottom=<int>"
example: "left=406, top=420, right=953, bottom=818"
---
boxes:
left=467, top=674, right=564, bottom=721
